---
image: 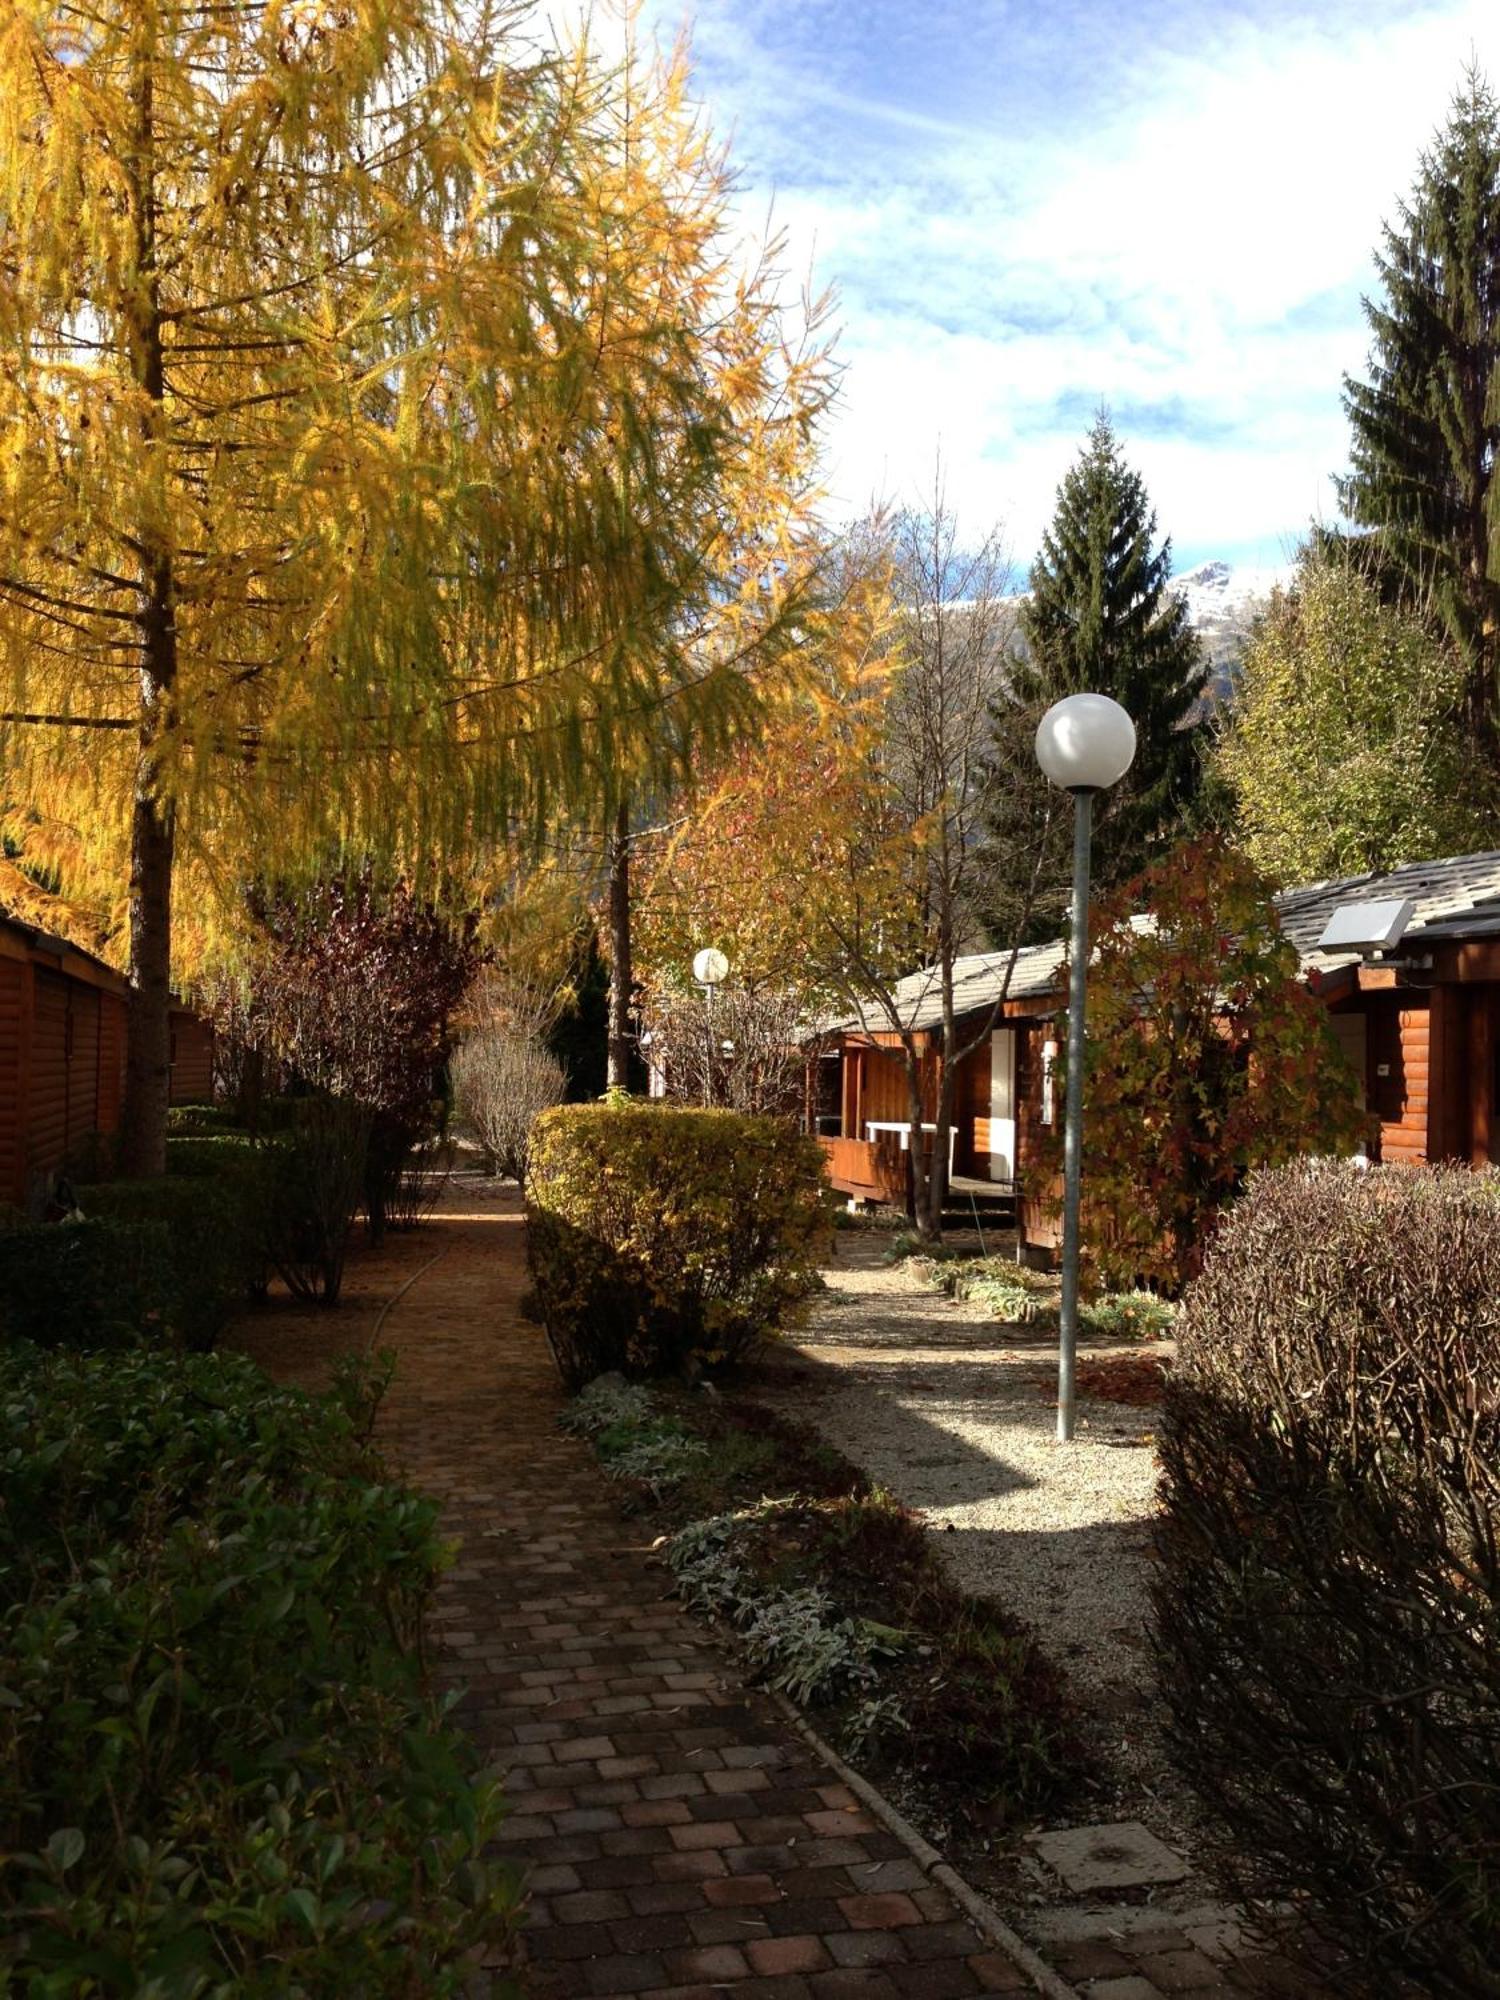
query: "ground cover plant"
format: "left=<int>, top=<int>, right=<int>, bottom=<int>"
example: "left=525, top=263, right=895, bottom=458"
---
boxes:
left=903, top=1251, right=1174, bottom=1340
left=563, top=1376, right=1079, bottom=1835
left=1155, top=1160, right=1500, bottom=1997
left=528, top=1102, right=829, bottom=1386
left=0, top=1343, right=520, bottom=1995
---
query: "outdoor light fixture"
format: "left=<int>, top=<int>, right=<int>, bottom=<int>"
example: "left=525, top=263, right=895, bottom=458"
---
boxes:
left=691, top=947, right=729, bottom=1106
left=1035, top=692, right=1136, bottom=1443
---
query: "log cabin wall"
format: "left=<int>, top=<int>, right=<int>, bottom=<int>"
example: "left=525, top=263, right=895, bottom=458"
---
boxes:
left=1364, top=993, right=1432, bottom=1163
left=169, top=1010, right=215, bottom=1104
left=0, top=920, right=133, bottom=1207
left=0, top=958, right=26, bottom=1207
left=1015, top=1019, right=1062, bottom=1254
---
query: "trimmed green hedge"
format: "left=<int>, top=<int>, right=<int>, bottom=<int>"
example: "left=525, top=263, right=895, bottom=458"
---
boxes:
left=527, top=1102, right=830, bottom=1386
left=0, top=1343, right=520, bottom=1993
left=0, top=1218, right=175, bottom=1350
left=76, top=1176, right=254, bottom=1350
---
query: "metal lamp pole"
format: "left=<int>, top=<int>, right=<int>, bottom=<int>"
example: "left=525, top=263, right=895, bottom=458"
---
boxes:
left=691, top=948, right=729, bottom=1107
left=1056, top=788, right=1094, bottom=1442
left=1034, top=694, right=1136, bottom=1444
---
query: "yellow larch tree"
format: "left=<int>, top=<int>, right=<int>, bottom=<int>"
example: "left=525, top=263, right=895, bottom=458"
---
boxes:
left=0, top=0, right=832, bottom=1170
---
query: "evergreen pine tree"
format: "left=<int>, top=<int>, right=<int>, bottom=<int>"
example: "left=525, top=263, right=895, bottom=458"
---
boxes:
left=1340, top=69, right=1500, bottom=757
left=989, top=414, right=1206, bottom=911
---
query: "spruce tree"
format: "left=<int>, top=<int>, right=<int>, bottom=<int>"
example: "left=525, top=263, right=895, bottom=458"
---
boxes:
left=1340, top=69, right=1500, bottom=757
left=990, top=414, right=1206, bottom=910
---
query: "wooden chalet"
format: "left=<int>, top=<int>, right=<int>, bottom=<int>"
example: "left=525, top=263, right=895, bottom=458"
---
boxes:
left=0, top=913, right=214, bottom=1211
left=810, top=847, right=1500, bottom=1257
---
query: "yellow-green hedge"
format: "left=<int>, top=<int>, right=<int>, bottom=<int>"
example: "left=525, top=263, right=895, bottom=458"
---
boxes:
left=526, top=1103, right=830, bottom=1387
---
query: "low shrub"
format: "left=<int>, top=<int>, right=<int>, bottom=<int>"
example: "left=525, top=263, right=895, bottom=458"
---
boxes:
left=907, top=1256, right=1172, bottom=1341
left=266, top=1096, right=371, bottom=1304
left=1154, top=1161, right=1500, bottom=1997
left=167, top=1112, right=367, bottom=1305
left=564, top=1381, right=1079, bottom=1829
left=0, top=1343, right=520, bottom=1992
left=527, top=1102, right=830, bottom=1386
left=1079, top=1290, right=1174, bottom=1341
left=165, top=1102, right=249, bottom=1136
left=75, top=1176, right=251, bottom=1349
left=452, top=1030, right=566, bottom=1180
left=0, top=1218, right=173, bottom=1350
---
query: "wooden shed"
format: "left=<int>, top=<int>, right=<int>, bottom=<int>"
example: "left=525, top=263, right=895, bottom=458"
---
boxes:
left=0, top=914, right=214, bottom=1210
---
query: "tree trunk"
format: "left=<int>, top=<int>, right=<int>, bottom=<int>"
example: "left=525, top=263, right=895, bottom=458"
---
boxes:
left=606, top=799, right=633, bottom=1091
left=119, top=49, right=176, bottom=1179
left=120, top=765, right=175, bottom=1177
left=903, top=1053, right=931, bottom=1235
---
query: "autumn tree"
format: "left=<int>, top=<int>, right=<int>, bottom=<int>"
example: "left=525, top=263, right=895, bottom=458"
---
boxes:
left=0, top=4, right=831, bottom=1171
left=1051, top=839, right=1363, bottom=1292
left=639, top=502, right=1053, bottom=1239
left=1216, top=545, right=1491, bottom=883
left=1341, top=68, right=1500, bottom=759
left=227, top=870, right=486, bottom=1234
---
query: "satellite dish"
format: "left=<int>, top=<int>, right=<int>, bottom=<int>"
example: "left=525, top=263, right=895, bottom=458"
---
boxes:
left=692, top=947, right=729, bottom=986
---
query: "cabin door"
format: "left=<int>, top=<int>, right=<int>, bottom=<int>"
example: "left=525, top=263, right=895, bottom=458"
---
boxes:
left=988, top=1028, right=1016, bottom=1181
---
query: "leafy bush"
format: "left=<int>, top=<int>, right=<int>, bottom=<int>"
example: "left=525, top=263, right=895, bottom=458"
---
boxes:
left=165, top=1102, right=250, bottom=1136
left=0, top=1343, right=519, bottom=1993
left=667, top=1507, right=903, bottom=1706
left=1154, top=1161, right=1500, bottom=1997
left=166, top=1114, right=366, bottom=1306
left=527, top=1102, right=830, bottom=1386
left=75, top=1177, right=250, bottom=1349
left=559, top=1377, right=709, bottom=1495
left=223, top=871, right=485, bottom=1238
left=1042, top=838, right=1363, bottom=1291
left=0, top=1218, right=173, bottom=1350
left=452, top=1030, right=566, bottom=1179
left=1079, top=1290, right=1174, bottom=1341
left=265, top=1096, right=371, bottom=1305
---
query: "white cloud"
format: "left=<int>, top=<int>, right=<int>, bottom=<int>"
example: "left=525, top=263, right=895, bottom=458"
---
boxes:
left=637, top=0, right=1500, bottom=567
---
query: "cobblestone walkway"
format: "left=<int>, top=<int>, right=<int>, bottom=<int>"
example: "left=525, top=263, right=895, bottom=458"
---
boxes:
left=245, top=1181, right=1035, bottom=1999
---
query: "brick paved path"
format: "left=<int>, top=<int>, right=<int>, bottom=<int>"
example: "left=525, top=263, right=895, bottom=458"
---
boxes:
left=296, top=1182, right=1037, bottom=2000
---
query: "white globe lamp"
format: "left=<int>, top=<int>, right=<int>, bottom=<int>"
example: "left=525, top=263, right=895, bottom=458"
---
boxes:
left=692, top=946, right=729, bottom=987
left=1035, top=692, right=1136, bottom=793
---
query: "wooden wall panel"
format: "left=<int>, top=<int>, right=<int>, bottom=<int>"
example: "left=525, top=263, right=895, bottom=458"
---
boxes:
left=0, top=960, right=24, bottom=1206
left=28, top=968, right=70, bottom=1190
left=97, top=994, right=126, bottom=1136
left=169, top=1012, right=214, bottom=1104
left=66, top=985, right=100, bottom=1157
left=1015, top=1022, right=1062, bottom=1253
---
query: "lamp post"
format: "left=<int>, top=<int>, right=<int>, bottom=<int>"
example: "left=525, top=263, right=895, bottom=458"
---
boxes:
left=1034, top=693, right=1136, bottom=1443
left=691, top=947, right=729, bottom=1106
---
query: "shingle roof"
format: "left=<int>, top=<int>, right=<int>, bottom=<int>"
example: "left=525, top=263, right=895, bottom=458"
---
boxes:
left=1272, top=847, right=1500, bottom=973
left=816, top=847, right=1500, bottom=1040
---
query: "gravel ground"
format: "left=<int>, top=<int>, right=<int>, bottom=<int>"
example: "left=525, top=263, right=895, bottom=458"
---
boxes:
left=762, top=1230, right=1162, bottom=1732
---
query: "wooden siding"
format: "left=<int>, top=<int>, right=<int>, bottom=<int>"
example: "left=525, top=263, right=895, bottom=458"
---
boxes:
left=169, top=1011, right=214, bottom=1104
left=1015, top=1021, right=1061, bottom=1253
left=0, top=960, right=24, bottom=1206
left=1362, top=993, right=1431, bottom=1164
left=97, top=994, right=126, bottom=1136
left=819, top=1133, right=908, bottom=1207
left=30, top=968, right=70, bottom=1192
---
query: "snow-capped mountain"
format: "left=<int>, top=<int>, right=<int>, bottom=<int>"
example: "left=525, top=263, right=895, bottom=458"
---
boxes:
left=1171, top=558, right=1293, bottom=699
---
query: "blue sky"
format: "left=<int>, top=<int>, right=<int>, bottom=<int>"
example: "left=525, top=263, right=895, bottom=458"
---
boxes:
left=631, top=0, right=1500, bottom=575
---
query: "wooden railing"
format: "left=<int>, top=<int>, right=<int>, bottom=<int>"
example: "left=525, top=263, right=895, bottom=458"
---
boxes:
left=818, top=1133, right=908, bottom=1207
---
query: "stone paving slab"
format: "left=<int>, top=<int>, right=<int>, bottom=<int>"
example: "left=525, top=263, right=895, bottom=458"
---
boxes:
left=287, top=1185, right=1037, bottom=1999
